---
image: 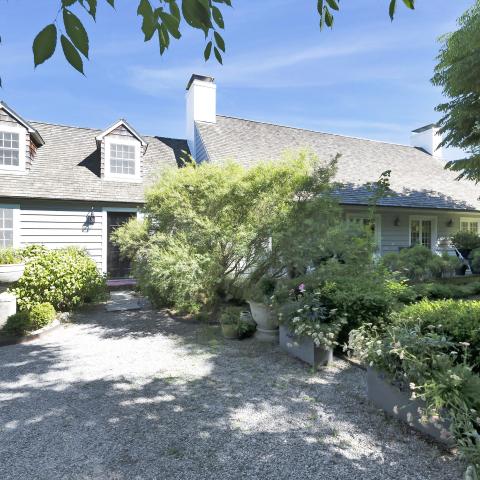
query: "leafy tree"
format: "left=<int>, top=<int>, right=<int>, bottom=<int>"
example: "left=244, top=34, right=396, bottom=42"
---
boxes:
left=0, top=0, right=416, bottom=84
left=113, top=152, right=340, bottom=313
left=432, top=1, right=480, bottom=182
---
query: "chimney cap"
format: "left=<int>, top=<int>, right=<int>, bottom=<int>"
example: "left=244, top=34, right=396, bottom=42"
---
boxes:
left=411, top=123, right=439, bottom=134
left=186, top=74, right=215, bottom=91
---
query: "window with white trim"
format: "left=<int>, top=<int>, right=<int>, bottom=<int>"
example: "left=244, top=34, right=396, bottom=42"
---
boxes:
left=460, top=217, right=480, bottom=234
left=410, top=216, right=437, bottom=249
left=110, top=143, right=136, bottom=175
left=0, top=131, right=20, bottom=167
left=0, top=207, right=14, bottom=247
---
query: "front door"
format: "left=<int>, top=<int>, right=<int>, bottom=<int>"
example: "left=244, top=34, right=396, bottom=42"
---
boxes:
left=107, top=211, right=136, bottom=278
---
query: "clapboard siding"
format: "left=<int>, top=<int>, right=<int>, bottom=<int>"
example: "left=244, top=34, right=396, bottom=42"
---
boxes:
left=345, top=207, right=480, bottom=255
left=19, top=203, right=104, bottom=270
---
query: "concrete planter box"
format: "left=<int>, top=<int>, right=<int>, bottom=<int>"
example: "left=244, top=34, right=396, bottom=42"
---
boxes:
left=0, top=263, right=25, bottom=284
left=367, top=367, right=453, bottom=446
left=0, top=292, right=16, bottom=329
left=279, top=324, right=333, bottom=368
left=247, top=301, right=279, bottom=342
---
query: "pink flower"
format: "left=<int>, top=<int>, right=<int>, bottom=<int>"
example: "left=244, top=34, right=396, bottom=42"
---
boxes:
left=298, top=283, right=306, bottom=293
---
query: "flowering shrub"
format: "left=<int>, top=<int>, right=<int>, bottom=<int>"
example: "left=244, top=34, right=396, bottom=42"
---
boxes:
left=11, top=246, right=106, bottom=311
left=0, top=248, right=23, bottom=264
left=348, top=301, right=480, bottom=476
left=280, top=290, right=347, bottom=349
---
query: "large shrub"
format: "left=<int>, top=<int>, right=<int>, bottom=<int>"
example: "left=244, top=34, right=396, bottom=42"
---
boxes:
left=114, top=152, right=340, bottom=313
left=12, top=246, right=106, bottom=311
left=0, top=248, right=22, bottom=264
left=382, top=245, right=461, bottom=281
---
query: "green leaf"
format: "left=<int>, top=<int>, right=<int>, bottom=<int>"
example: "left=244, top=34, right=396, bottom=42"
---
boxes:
left=137, top=0, right=156, bottom=41
left=159, top=12, right=181, bottom=39
left=63, top=9, right=89, bottom=58
left=182, top=0, right=211, bottom=35
left=169, top=0, right=181, bottom=20
left=317, top=0, right=324, bottom=15
left=157, top=24, right=170, bottom=54
left=204, top=40, right=212, bottom=60
left=81, top=0, right=97, bottom=20
left=325, top=0, right=339, bottom=11
left=212, top=6, right=224, bottom=29
left=214, top=46, right=222, bottom=64
left=389, top=0, right=396, bottom=20
left=105, top=0, right=115, bottom=6
left=214, top=31, right=225, bottom=52
left=60, top=34, right=84, bottom=74
left=62, top=0, right=77, bottom=6
left=402, top=0, right=415, bottom=9
left=33, top=24, right=57, bottom=68
left=324, top=9, right=334, bottom=28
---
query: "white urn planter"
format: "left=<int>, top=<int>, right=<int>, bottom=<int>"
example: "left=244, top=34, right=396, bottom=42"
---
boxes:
left=247, top=300, right=279, bottom=342
left=0, top=263, right=24, bottom=329
left=0, top=263, right=25, bottom=284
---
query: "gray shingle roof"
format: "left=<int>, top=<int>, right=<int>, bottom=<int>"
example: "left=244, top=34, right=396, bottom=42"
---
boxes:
left=196, top=115, right=480, bottom=211
left=0, top=122, right=189, bottom=203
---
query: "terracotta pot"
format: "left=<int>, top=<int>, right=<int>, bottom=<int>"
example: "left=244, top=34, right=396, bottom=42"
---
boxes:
left=0, top=263, right=25, bottom=284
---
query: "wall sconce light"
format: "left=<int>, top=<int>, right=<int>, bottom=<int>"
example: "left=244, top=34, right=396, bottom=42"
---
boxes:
left=393, top=217, right=400, bottom=227
left=86, top=207, right=96, bottom=226
left=446, top=219, right=453, bottom=227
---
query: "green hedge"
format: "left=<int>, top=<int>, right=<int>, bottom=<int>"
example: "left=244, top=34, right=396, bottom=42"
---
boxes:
left=395, top=299, right=480, bottom=365
left=12, top=246, right=107, bottom=311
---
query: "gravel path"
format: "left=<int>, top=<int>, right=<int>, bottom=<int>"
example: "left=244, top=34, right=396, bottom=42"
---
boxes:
left=0, top=303, right=463, bottom=480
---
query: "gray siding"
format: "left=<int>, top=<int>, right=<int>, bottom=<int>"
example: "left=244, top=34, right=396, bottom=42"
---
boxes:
left=344, top=207, right=480, bottom=255
left=18, top=202, right=104, bottom=269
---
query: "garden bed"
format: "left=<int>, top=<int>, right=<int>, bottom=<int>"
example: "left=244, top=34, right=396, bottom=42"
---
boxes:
left=279, top=325, right=333, bottom=368
left=367, top=368, right=453, bottom=446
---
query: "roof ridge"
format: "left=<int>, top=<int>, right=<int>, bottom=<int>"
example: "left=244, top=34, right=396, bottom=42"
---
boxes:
left=213, top=114, right=415, bottom=150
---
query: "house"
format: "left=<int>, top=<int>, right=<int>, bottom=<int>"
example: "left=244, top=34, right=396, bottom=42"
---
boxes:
left=1, top=74, right=479, bottom=277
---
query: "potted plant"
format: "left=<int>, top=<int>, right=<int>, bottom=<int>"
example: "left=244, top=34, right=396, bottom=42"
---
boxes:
left=245, top=277, right=279, bottom=342
left=0, top=248, right=25, bottom=284
left=451, top=231, right=480, bottom=261
left=278, top=288, right=347, bottom=368
left=220, top=306, right=256, bottom=340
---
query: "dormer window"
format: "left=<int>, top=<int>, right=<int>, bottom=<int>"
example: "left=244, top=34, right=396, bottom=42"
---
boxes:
left=0, top=132, right=19, bottom=166
left=0, top=126, right=26, bottom=172
left=96, top=119, right=147, bottom=182
left=110, top=143, right=136, bottom=175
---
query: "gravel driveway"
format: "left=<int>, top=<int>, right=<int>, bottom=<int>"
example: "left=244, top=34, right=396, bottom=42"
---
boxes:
left=0, top=303, right=463, bottom=480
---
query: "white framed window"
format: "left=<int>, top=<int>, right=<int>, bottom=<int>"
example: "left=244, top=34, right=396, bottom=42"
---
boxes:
left=0, top=205, right=20, bottom=248
left=346, top=213, right=382, bottom=248
left=0, top=125, right=26, bottom=172
left=104, top=137, right=140, bottom=181
left=409, top=215, right=437, bottom=250
left=460, top=217, right=480, bottom=234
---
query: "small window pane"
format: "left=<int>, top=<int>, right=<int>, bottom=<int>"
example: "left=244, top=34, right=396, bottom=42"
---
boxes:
left=0, top=208, right=14, bottom=248
left=110, top=143, right=136, bottom=175
left=0, top=132, right=20, bottom=167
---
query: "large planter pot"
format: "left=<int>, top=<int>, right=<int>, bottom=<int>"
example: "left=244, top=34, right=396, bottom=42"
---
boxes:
left=367, top=368, right=453, bottom=446
left=0, top=263, right=25, bottom=284
left=221, top=323, right=239, bottom=340
left=247, top=300, right=279, bottom=342
left=0, top=292, right=17, bottom=329
left=279, top=325, right=333, bottom=368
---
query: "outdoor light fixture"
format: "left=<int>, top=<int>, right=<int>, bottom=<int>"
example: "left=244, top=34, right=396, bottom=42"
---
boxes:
left=393, top=217, right=400, bottom=227
left=446, top=219, right=453, bottom=227
left=86, top=207, right=96, bottom=226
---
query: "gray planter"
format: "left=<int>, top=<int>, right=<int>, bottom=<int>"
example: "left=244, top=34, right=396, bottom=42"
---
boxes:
left=0, top=292, right=16, bottom=329
left=247, top=301, right=279, bottom=343
left=367, top=368, right=453, bottom=446
left=279, top=324, right=333, bottom=368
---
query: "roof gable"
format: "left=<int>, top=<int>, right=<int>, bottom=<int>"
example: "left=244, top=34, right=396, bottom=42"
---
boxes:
left=95, top=119, right=147, bottom=146
left=0, top=101, right=44, bottom=146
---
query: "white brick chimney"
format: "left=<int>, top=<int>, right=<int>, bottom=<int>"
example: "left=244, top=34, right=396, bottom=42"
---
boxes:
left=186, top=74, right=216, bottom=157
left=410, top=124, right=443, bottom=159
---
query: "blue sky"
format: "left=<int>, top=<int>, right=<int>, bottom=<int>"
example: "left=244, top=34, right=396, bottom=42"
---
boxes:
left=0, top=0, right=473, bottom=157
